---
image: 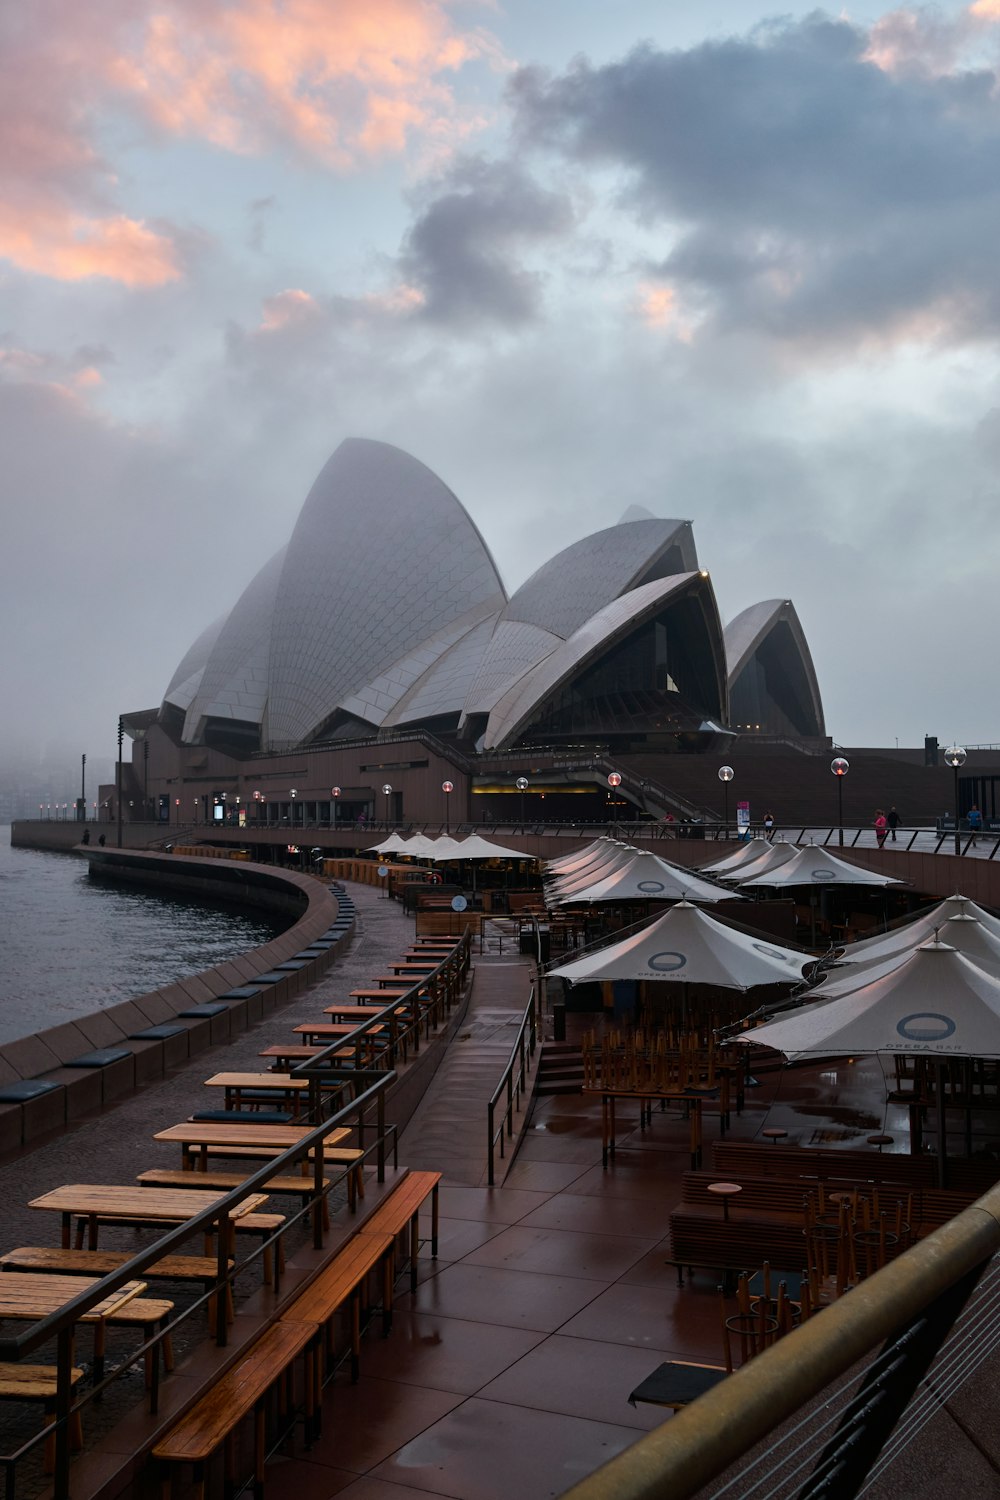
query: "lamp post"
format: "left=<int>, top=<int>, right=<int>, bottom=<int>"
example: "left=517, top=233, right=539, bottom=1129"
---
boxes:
left=290, top=789, right=297, bottom=828
left=831, top=756, right=850, bottom=846
left=718, top=765, right=734, bottom=839
left=382, top=783, right=393, bottom=827
left=331, top=787, right=340, bottom=827
left=442, top=780, right=453, bottom=836
left=944, top=745, right=967, bottom=856
left=515, top=776, right=528, bottom=825
left=80, top=753, right=86, bottom=823
left=116, top=717, right=124, bottom=848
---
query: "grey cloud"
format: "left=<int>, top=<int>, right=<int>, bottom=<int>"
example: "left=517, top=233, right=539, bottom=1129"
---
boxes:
left=399, top=156, right=574, bottom=325
left=510, top=16, right=1000, bottom=345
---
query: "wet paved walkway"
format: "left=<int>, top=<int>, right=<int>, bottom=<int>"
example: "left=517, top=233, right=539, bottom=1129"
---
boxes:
left=3, top=879, right=998, bottom=1500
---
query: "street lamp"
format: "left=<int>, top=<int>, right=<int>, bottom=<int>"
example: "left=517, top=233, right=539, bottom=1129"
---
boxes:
left=944, top=745, right=967, bottom=856
left=382, top=783, right=393, bottom=827
left=831, top=756, right=850, bottom=846
left=515, top=776, right=528, bottom=825
left=116, top=717, right=124, bottom=848
left=331, top=787, right=340, bottom=827
left=718, top=765, right=734, bottom=839
left=290, top=789, right=297, bottom=827
left=442, top=780, right=454, bottom=836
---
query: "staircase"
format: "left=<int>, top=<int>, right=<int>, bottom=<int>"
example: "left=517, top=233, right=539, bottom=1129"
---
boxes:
left=535, top=1043, right=584, bottom=1096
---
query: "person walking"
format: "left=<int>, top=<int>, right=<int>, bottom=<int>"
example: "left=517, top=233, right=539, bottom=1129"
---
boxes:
left=875, top=810, right=888, bottom=848
left=763, top=811, right=775, bottom=842
left=968, top=804, right=983, bottom=847
left=887, top=805, right=900, bottom=842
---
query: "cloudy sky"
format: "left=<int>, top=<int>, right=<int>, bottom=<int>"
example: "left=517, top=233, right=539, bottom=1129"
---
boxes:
left=3, top=0, right=998, bottom=770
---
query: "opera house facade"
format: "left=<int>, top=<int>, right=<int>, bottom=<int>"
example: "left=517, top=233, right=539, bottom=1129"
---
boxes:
left=113, top=439, right=827, bottom=831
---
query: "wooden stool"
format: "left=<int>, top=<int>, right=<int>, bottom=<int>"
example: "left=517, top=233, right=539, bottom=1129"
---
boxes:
left=867, top=1134, right=894, bottom=1151
left=762, top=1128, right=787, bottom=1144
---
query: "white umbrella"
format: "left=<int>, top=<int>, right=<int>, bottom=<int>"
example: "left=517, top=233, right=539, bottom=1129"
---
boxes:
left=452, top=834, right=532, bottom=861
left=363, top=833, right=417, bottom=855
left=551, top=850, right=731, bottom=907
left=814, top=914, right=1000, bottom=998
left=734, top=844, right=904, bottom=889
left=718, top=839, right=801, bottom=883
left=840, top=894, right=1000, bottom=963
left=744, top=941, right=1000, bottom=1180
left=546, top=845, right=641, bottom=900
left=748, top=939, right=1000, bottom=1056
left=701, top=837, right=774, bottom=876
left=549, top=901, right=810, bottom=989
left=545, top=838, right=620, bottom=876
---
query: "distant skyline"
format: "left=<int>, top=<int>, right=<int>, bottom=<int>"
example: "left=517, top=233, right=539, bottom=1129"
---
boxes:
left=3, top=0, right=998, bottom=764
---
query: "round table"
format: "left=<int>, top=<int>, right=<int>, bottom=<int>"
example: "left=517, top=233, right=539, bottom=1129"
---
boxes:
left=708, top=1181, right=742, bottom=1222
left=762, top=1128, right=787, bottom=1144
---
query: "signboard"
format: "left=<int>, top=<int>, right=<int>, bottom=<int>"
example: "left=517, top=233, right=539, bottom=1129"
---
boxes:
left=377, top=865, right=389, bottom=878
left=736, top=800, right=750, bottom=836
left=451, top=895, right=468, bottom=912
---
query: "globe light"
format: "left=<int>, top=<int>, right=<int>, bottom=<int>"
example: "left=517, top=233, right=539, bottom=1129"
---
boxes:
left=515, top=777, right=528, bottom=792
left=382, top=784, right=393, bottom=796
left=331, top=786, right=341, bottom=797
left=831, top=757, right=850, bottom=777
left=943, top=745, right=967, bottom=770
left=442, top=780, right=454, bottom=794
left=607, top=772, right=622, bottom=788
left=718, top=766, right=734, bottom=783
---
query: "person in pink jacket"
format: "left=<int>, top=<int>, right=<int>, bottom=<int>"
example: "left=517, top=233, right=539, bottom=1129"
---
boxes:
left=874, top=810, right=888, bottom=848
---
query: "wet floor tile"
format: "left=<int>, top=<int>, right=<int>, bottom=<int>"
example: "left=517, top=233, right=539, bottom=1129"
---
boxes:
left=355, top=1310, right=545, bottom=1393
left=403, top=1261, right=606, bottom=1331
left=476, top=1333, right=677, bottom=1428
left=518, top=1191, right=670, bottom=1239
left=306, top=1376, right=464, bottom=1473
left=437, top=1185, right=552, bottom=1223
left=461, top=1223, right=656, bottom=1281
left=368, top=1396, right=644, bottom=1500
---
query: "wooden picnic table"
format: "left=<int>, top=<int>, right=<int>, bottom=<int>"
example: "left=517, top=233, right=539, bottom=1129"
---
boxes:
left=151, top=1123, right=350, bottom=1172
left=292, top=1023, right=386, bottom=1062
left=0, top=1271, right=147, bottom=1383
left=320, top=1004, right=392, bottom=1021
left=350, top=986, right=418, bottom=1002
left=203, top=1072, right=312, bottom=1112
left=28, top=1184, right=269, bottom=1252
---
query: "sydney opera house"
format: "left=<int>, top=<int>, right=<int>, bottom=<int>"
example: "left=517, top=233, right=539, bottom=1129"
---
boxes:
left=111, top=438, right=828, bottom=831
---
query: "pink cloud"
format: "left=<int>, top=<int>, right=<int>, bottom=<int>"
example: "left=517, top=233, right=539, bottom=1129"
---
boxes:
left=1, top=0, right=497, bottom=286
left=111, top=0, right=502, bottom=166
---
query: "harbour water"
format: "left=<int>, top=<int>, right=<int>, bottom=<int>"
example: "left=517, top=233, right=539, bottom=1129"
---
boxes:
left=0, top=831, right=284, bottom=1046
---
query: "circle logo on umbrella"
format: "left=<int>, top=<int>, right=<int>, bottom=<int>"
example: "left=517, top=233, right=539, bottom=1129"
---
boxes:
left=752, top=942, right=796, bottom=964
left=813, top=869, right=838, bottom=880
left=648, top=951, right=687, bottom=972
left=637, top=881, right=666, bottom=893
left=896, top=1013, right=956, bottom=1042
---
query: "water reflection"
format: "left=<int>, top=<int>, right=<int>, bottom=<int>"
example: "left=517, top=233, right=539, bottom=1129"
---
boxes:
left=0, top=835, right=284, bottom=1045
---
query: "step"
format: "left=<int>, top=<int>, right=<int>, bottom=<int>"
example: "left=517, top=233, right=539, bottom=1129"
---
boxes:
left=535, top=1078, right=584, bottom=1096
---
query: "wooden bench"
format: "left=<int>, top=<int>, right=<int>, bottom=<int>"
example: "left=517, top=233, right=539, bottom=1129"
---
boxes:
left=0, top=1246, right=233, bottom=1332
left=153, top=1319, right=316, bottom=1500
left=173, top=1149, right=367, bottom=1211
left=69, top=1209, right=288, bottom=1286
left=0, top=1363, right=85, bottom=1471
left=358, top=1171, right=441, bottom=1299
left=713, top=1141, right=940, bottom=1187
left=137, top=1169, right=337, bottom=1229
left=281, top=1230, right=395, bottom=1421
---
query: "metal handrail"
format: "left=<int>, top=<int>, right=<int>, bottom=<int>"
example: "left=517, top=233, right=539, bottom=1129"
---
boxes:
left=1, top=1072, right=394, bottom=1499
left=487, top=985, right=538, bottom=1186
left=560, top=1183, right=1000, bottom=1500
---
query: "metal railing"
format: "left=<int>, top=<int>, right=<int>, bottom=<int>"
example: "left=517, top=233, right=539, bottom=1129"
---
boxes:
left=560, top=1184, right=1000, bottom=1500
left=487, top=985, right=539, bottom=1186
left=0, top=1071, right=395, bottom=1500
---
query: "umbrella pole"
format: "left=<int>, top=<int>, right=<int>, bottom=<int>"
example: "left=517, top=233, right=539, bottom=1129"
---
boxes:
left=935, top=1059, right=948, bottom=1188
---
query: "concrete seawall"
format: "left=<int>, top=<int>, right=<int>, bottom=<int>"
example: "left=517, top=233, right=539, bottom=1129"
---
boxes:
left=0, top=846, right=352, bottom=1155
